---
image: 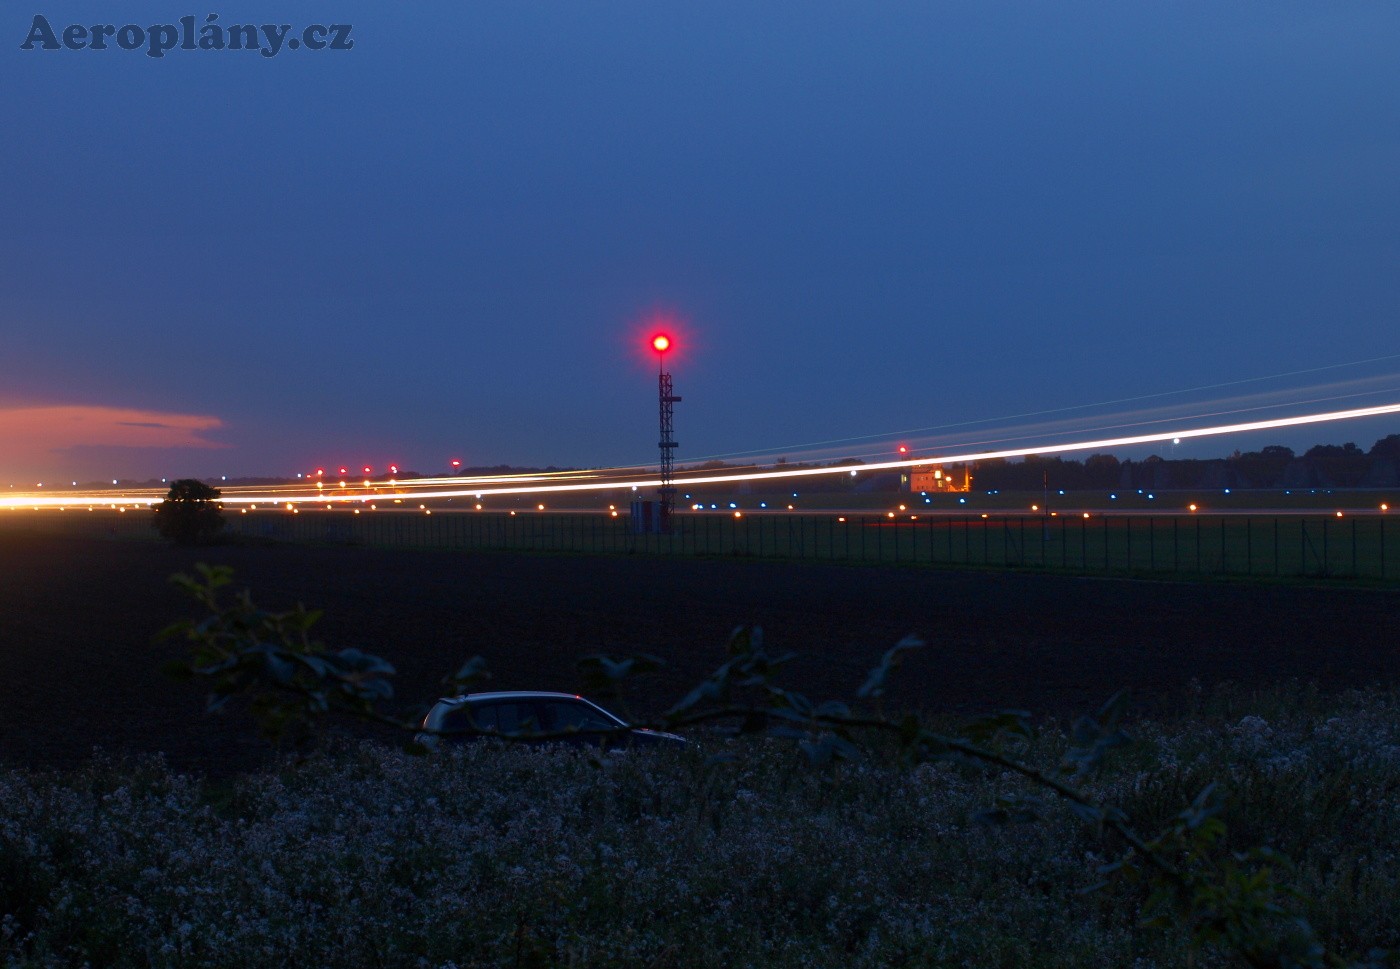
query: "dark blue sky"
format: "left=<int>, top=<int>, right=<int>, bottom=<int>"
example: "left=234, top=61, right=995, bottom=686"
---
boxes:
left=3, top=2, right=1398, bottom=481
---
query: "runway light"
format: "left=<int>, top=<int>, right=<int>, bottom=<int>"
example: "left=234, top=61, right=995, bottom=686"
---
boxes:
left=1336, top=511, right=1344, bottom=518
left=537, top=503, right=545, bottom=510
left=734, top=511, right=742, bottom=518
left=838, top=516, right=846, bottom=522
left=1082, top=513, right=1090, bottom=519
left=1190, top=504, right=1198, bottom=512
left=1031, top=504, right=1039, bottom=511
left=787, top=504, right=794, bottom=510
left=475, top=503, right=483, bottom=510
left=510, top=510, right=516, bottom=516
left=1383, top=503, right=1390, bottom=512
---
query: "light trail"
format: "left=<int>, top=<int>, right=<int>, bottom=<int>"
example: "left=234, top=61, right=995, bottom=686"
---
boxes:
left=4, top=399, right=1399, bottom=509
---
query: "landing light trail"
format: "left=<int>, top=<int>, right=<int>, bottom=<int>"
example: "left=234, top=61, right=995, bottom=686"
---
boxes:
left=5, top=400, right=1399, bottom=509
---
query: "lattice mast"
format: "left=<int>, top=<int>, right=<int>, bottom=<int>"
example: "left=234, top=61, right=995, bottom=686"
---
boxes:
left=654, top=336, right=681, bottom=525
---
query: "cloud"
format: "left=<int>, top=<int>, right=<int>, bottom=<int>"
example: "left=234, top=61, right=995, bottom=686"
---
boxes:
left=0, top=405, right=226, bottom=461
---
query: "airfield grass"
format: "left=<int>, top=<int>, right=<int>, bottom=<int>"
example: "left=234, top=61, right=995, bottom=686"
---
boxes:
left=14, top=497, right=1398, bottom=582
left=2, top=683, right=1399, bottom=968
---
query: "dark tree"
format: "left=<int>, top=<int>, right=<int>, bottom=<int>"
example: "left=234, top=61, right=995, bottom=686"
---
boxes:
left=152, top=479, right=224, bottom=546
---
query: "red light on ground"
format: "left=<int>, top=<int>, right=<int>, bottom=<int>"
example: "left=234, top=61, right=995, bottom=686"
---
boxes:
left=338, top=467, right=348, bottom=475
left=897, top=445, right=908, bottom=454
left=651, top=334, right=671, bottom=353
left=315, top=469, right=324, bottom=476
left=389, top=465, right=399, bottom=475
left=451, top=459, right=462, bottom=468
left=363, top=466, right=372, bottom=475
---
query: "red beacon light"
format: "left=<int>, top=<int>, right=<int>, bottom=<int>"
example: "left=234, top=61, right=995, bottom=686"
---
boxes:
left=450, top=459, right=462, bottom=468
left=389, top=465, right=399, bottom=475
left=897, top=445, right=909, bottom=455
left=338, top=467, right=348, bottom=475
left=651, top=334, right=671, bottom=353
left=363, top=466, right=373, bottom=475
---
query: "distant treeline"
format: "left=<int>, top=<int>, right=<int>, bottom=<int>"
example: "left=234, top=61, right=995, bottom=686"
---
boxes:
left=974, top=434, right=1400, bottom=491
left=675, top=433, right=1400, bottom=493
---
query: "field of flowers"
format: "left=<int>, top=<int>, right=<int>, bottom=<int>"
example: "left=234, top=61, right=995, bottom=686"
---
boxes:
left=2, top=685, right=1398, bottom=968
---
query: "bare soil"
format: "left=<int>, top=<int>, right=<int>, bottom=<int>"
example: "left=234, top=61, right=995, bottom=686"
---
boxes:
left=1, top=528, right=1397, bottom=774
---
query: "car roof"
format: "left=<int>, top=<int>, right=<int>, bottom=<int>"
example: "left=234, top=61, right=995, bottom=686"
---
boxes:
left=438, top=691, right=588, bottom=705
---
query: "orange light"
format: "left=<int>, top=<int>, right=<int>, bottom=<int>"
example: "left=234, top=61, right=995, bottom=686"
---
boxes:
left=1336, top=511, right=1344, bottom=518
left=734, top=511, right=742, bottom=518
left=475, top=503, right=483, bottom=510
left=1189, top=504, right=1198, bottom=512
left=610, top=510, right=618, bottom=517
left=1383, top=503, right=1390, bottom=512
left=1031, top=504, right=1039, bottom=511
left=651, top=334, right=671, bottom=353
left=537, top=503, right=545, bottom=510
left=898, top=504, right=906, bottom=511
left=1082, top=512, right=1090, bottom=519
left=887, top=512, right=895, bottom=519
left=838, top=516, right=846, bottom=522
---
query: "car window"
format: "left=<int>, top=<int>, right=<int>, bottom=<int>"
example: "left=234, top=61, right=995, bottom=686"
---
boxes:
left=488, top=701, right=541, bottom=734
left=542, top=700, right=620, bottom=732
left=439, top=703, right=494, bottom=734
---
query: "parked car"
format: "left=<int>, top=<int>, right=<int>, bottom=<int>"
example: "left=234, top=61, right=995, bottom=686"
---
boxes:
left=418, top=691, right=685, bottom=750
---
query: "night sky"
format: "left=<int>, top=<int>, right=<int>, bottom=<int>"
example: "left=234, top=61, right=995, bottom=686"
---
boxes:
left=3, top=2, right=1399, bottom=482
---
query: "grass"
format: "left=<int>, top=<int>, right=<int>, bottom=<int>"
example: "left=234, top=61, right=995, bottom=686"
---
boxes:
left=2, top=684, right=1398, bottom=968
left=6, top=503, right=1399, bottom=582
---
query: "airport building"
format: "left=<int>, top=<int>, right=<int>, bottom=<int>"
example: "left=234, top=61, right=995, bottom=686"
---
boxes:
left=904, top=464, right=972, bottom=493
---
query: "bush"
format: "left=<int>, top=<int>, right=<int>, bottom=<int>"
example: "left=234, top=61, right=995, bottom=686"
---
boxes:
left=151, top=480, right=224, bottom=546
